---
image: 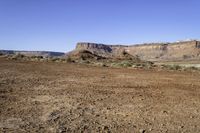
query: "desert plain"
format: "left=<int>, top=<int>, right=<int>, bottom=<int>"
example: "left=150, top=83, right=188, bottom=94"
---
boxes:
left=0, top=57, right=200, bottom=133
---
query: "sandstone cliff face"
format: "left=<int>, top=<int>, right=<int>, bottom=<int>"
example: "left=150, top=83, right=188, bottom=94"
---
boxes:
left=74, top=41, right=200, bottom=61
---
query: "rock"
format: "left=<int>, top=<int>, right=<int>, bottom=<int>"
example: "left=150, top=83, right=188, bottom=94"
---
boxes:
left=178, top=125, right=184, bottom=129
left=190, top=116, right=194, bottom=119
left=139, top=129, right=146, bottom=133
left=47, top=111, right=60, bottom=123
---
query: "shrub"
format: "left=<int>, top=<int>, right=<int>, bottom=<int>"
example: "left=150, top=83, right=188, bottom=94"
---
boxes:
left=66, top=57, right=74, bottom=63
left=160, top=64, right=168, bottom=68
left=78, top=59, right=90, bottom=64
left=36, top=56, right=43, bottom=59
left=169, top=65, right=182, bottom=70
left=190, top=66, right=198, bottom=70
left=135, top=63, right=146, bottom=68
left=15, top=54, right=25, bottom=58
left=117, top=61, right=133, bottom=67
left=9, top=54, right=25, bottom=60
left=123, top=62, right=132, bottom=67
left=184, top=66, right=199, bottom=71
left=49, top=57, right=60, bottom=62
left=30, top=55, right=44, bottom=61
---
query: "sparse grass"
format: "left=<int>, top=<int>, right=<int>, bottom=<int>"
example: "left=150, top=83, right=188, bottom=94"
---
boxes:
left=109, top=61, right=150, bottom=68
left=78, top=59, right=90, bottom=64
left=93, top=62, right=108, bottom=67
left=109, top=61, right=132, bottom=68
left=50, top=57, right=65, bottom=62
left=159, top=63, right=200, bottom=72
left=47, top=57, right=76, bottom=63
left=183, top=66, right=199, bottom=71
left=159, top=64, right=183, bottom=71
left=119, top=61, right=133, bottom=67
left=3, top=53, right=200, bottom=72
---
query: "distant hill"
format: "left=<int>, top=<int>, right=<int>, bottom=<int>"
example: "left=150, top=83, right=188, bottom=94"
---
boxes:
left=0, top=50, right=65, bottom=57
left=70, top=40, right=200, bottom=61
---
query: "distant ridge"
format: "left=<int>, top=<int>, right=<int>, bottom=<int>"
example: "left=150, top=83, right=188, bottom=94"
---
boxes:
left=0, top=50, right=65, bottom=57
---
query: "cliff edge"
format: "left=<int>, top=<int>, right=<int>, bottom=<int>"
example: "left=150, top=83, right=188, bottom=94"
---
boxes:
left=73, top=40, right=200, bottom=61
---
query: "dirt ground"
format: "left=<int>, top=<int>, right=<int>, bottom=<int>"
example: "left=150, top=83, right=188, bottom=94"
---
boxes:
left=0, top=58, right=200, bottom=133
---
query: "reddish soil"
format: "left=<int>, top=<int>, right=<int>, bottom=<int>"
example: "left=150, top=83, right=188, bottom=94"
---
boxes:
left=0, top=58, right=200, bottom=133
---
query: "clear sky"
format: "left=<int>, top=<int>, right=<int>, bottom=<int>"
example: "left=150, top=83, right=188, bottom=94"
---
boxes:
left=0, top=0, right=200, bottom=52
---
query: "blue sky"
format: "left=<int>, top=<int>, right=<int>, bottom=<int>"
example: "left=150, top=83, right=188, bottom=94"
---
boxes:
left=0, top=0, right=200, bottom=52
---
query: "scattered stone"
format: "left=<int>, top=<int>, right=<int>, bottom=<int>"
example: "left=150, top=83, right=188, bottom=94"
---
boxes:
left=190, top=116, right=194, bottom=119
left=162, top=110, right=168, bottom=114
left=178, top=125, right=184, bottom=129
left=139, top=129, right=146, bottom=133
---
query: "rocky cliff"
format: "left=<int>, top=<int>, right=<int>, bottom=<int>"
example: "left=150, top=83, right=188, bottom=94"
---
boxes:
left=74, top=40, right=200, bottom=61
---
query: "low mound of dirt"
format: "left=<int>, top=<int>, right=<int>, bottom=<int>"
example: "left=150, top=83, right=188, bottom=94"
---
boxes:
left=66, top=49, right=154, bottom=68
left=68, top=50, right=105, bottom=61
